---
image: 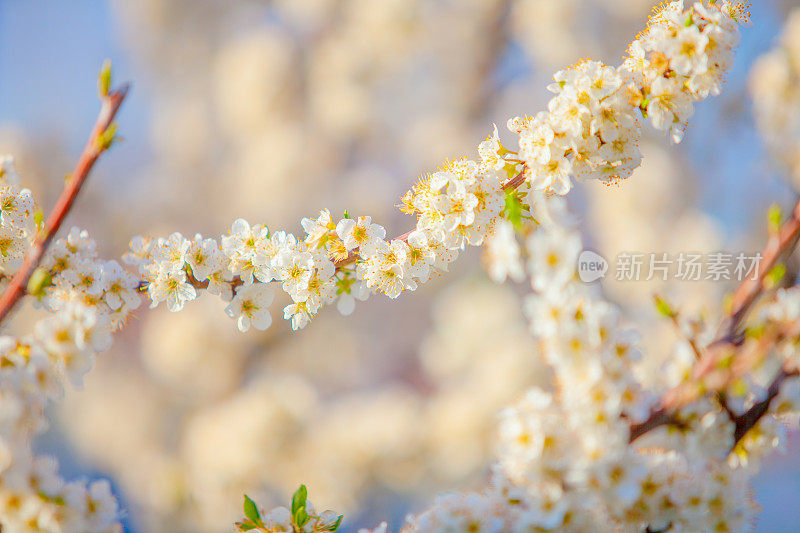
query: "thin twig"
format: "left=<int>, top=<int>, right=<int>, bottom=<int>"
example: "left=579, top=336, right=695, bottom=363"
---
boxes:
left=0, top=85, right=129, bottom=325
left=630, top=197, right=800, bottom=443
left=659, top=300, right=738, bottom=419
left=635, top=209, right=800, bottom=532
left=711, top=196, right=800, bottom=350
left=628, top=408, right=674, bottom=443
left=675, top=196, right=800, bottom=403
left=731, top=366, right=799, bottom=448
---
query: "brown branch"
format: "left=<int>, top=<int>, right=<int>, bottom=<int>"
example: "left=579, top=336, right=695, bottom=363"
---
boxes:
left=659, top=300, right=738, bottom=419
left=710, top=196, right=800, bottom=351
left=630, top=196, right=800, bottom=443
left=732, top=366, right=799, bottom=448
left=0, top=84, right=129, bottom=325
left=633, top=202, right=800, bottom=532
left=674, top=196, right=800, bottom=403
left=628, top=408, right=673, bottom=443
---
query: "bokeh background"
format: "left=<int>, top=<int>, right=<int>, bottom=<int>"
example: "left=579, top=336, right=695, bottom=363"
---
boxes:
left=1, top=0, right=800, bottom=531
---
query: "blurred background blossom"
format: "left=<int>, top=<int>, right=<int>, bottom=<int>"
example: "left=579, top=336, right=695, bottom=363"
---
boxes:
left=1, top=0, right=800, bottom=531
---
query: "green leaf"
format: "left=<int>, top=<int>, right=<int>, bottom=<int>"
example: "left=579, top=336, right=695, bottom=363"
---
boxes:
left=343, top=210, right=350, bottom=219
left=237, top=523, right=257, bottom=531
left=294, top=507, right=309, bottom=527
left=291, top=485, right=308, bottom=516
left=765, top=263, right=786, bottom=288
left=96, top=122, right=119, bottom=151
left=767, top=204, right=783, bottom=234
left=503, top=190, right=524, bottom=231
left=243, top=495, right=261, bottom=525
left=98, top=59, right=112, bottom=97
left=653, top=294, right=674, bottom=318
left=336, top=276, right=355, bottom=295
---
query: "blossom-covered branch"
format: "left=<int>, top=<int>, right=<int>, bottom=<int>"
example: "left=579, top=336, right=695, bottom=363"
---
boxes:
left=244, top=184, right=798, bottom=532
left=667, top=198, right=800, bottom=407
left=628, top=196, right=800, bottom=444
left=0, top=72, right=128, bottom=325
left=0, top=64, right=136, bottom=532
left=123, top=0, right=747, bottom=336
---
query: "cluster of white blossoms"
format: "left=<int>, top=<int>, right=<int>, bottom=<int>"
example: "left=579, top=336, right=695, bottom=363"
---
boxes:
left=0, top=164, right=127, bottom=532
left=291, top=190, right=800, bottom=533
left=130, top=1, right=746, bottom=334
left=40, top=228, right=142, bottom=332
left=132, top=157, right=505, bottom=332
left=750, top=7, right=800, bottom=187
left=0, top=157, right=142, bottom=334
left=511, top=60, right=643, bottom=196
left=127, top=217, right=353, bottom=332
left=0, top=155, right=36, bottom=277
left=0, top=311, right=122, bottom=533
left=0, top=159, right=129, bottom=531
left=487, top=195, right=756, bottom=531
left=508, top=0, right=745, bottom=204
left=623, top=0, right=746, bottom=142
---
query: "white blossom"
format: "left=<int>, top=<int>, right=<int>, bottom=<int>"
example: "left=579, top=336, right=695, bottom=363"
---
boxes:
left=225, top=282, right=274, bottom=332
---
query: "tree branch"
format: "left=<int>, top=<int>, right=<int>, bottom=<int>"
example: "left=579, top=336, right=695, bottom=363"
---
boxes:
left=140, top=167, right=529, bottom=295
left=630, top=196, right=800, bottom=443
left=0, top=84, right=129, bottom=325
left=732, top=366, right=799, bottom=448
left=721, top=197, right=800, bottom=343
left=628, top=408, right=674, bottom=443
